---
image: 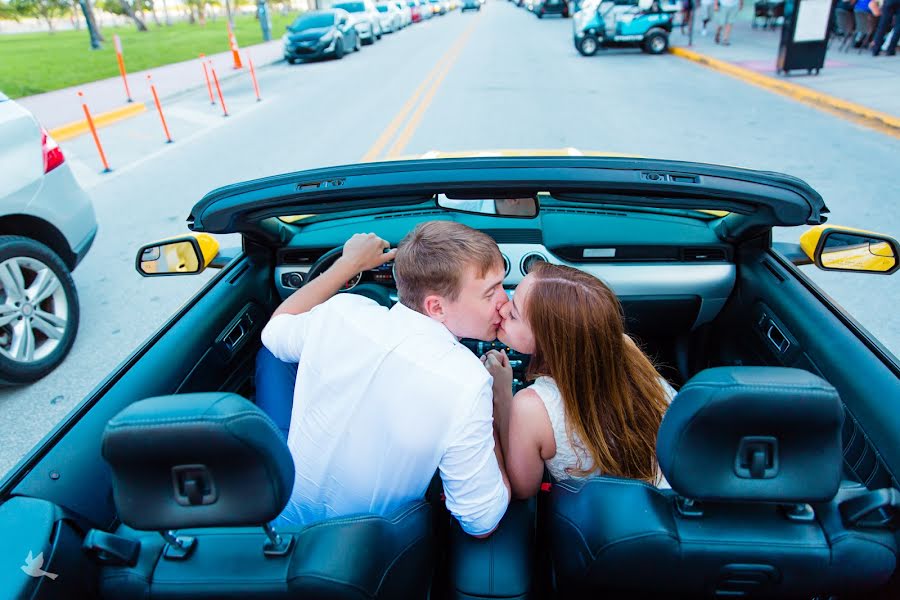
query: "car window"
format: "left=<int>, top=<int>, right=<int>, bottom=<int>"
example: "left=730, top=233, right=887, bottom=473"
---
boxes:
left=376, top=4, right=389, bottom=11
left=289, top=12, right=336, bottom=29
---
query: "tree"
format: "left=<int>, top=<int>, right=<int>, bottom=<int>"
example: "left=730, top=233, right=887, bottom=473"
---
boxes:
left=77, top=0, right=105, bottom=42
left=100, top=0, right=147, bottom=30
left=0, top=1, right=22, bottom=20
left=11, top=0, right=70, bottom=31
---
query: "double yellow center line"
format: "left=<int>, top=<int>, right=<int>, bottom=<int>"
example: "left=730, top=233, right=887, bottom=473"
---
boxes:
left=361, top=15, right=482, bottom=162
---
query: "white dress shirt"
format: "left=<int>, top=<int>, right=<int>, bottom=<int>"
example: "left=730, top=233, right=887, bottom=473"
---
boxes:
left=261, top=293, right=509, bottom=535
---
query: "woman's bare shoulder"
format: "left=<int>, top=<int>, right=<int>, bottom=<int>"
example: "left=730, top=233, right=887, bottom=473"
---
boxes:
left=512, top=387, right=556, bottom=459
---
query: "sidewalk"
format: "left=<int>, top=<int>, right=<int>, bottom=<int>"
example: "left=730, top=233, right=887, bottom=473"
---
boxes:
left=670, top=8, right=900, bottom=120
left=17, top=38, right=285, bottom=133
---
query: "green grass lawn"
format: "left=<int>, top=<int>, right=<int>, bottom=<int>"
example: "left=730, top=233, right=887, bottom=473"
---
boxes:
left=0, top=13, right=296, bottom=99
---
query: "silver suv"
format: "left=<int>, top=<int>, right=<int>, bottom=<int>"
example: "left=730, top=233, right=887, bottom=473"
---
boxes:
left=332, top=1, right=384, bottom=44
left=0, top=91, right=97, bottom=384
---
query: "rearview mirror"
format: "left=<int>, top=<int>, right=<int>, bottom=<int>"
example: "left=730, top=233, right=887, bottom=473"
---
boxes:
left=801, top=225, right=899, bottom=275
left=437, top=195, right=539, bottom=218
left=136, top=233, right=220, bottom=277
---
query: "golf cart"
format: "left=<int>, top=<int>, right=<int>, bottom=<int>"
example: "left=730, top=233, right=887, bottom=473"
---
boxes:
left=573, top=0, right=676, bottom=56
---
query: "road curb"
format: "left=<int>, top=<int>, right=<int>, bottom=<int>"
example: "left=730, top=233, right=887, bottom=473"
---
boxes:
left=50, top=102, right=147, bottom=142
left=47, top=53, right=284, bottom=143
left=670, top=46, right=900, bottom=138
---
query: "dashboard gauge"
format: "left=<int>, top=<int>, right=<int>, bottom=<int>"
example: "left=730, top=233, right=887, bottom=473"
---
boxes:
left=341, top=272, right=363, bottom=291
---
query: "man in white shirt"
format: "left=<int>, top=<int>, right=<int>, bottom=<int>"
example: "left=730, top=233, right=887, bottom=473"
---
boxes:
left=260, top=221, right=512, bottom=537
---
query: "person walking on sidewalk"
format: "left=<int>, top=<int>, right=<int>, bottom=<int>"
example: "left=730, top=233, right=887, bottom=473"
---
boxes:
left=871, top=0, right=899, bottom=55
left=699, top=0, right=716, bottom=34
left=715, top=0, right=742, bottom=45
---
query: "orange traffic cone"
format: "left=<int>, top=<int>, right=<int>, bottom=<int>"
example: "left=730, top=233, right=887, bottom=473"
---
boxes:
left=227, top=22, right=243, bottom=69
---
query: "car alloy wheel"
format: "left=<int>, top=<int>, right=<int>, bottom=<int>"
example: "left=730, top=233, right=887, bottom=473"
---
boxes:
left=578, top=35, right=599, bottom=56
left=334, top=38, right=345, bottom=59
left=355, top=35, right=362, bottom=51
left=0, top=236, right=79, bottom=384
left=644, top=31, right=668, bottom=54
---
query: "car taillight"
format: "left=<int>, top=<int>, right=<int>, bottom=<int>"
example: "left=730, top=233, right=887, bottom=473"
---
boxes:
left=41, top=128, right=65, bottom=174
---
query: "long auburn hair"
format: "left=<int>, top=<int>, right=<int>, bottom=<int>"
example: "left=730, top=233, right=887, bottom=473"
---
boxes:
left=525, top=262, right=669, bottom=483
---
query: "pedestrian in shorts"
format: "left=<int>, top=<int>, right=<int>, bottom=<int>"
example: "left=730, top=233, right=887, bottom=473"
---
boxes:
left=715, top=0, right=743, bottom=44
left=699, top=0, right=716, bottom=34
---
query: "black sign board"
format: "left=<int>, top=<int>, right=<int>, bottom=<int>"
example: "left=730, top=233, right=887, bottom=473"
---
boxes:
left=777, top=0, right=836, bottom=75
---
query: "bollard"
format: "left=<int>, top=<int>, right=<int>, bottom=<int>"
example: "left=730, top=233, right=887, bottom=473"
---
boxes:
left=200, top=53, right=216, bottom=105
left=113, top=34, right=133, bottom=103
left=78, top=91, right=111, bottom=173
left=209, top=62, right=229, bottom=117
left=247, top=53, right=261, bottom=102
left=147, top=75, right=173, bottom=144
left=227, top=22, right=243, bottom=69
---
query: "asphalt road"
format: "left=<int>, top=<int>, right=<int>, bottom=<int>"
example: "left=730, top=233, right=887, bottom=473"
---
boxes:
left=1, top=1, right=897, bottom=477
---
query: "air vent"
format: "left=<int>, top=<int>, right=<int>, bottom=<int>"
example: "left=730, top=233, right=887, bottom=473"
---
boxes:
left=502, top=254, right=510, bottom=277
left=482, top=229, right=542, bottom=244
left=280, top=249, right=329, bottom=265
left=520, top=252, right=547, bottom=275
left=682, top=247, right=727, bottom=262
left=374, top=210, right=444, bottom=220
left=540, top=208, right=628, bottom=217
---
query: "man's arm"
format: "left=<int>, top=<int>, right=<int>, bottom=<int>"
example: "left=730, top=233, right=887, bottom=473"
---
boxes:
left=270, top=233, right=396, bottom=319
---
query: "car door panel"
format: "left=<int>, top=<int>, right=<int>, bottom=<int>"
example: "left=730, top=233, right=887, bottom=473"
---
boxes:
left=711, top=247, right=899, bottom=492
left=6, top=254, right=275, bottom=528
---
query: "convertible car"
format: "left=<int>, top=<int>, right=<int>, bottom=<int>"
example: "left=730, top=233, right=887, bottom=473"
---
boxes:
left=2, top=156, right=899, bottom=600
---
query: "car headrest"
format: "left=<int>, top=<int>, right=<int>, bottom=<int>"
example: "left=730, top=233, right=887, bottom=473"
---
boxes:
left=102, top=393, right=295, bottom=531
left=657, top=367, right=843, bottom=503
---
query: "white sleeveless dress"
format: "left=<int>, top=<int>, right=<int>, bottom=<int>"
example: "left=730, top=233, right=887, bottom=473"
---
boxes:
left=529, top=376, right=673, bottom=488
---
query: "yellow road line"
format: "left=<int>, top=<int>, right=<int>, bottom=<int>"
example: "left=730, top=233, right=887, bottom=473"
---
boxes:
left=670, top=47, right=900, bottom=139
left=361, top=15, right=481, bottom=162
left=49, top=102, right=147, bottom=142
left=385, top=31, right=472, bottom=158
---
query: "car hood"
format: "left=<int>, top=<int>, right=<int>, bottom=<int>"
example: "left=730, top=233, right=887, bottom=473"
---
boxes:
left=287, top=27, right=333, bottom=41
left=187, top=155, right=828, bottom=237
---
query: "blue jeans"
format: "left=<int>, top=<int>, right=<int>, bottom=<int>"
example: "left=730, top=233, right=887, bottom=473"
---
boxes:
left=254, top=347, right=298, bottom=440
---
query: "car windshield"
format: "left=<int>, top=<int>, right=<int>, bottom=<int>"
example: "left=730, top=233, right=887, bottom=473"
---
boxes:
left=376, top=5, right=389, bottom=11
left=332, top=2, right=366, bottom=11
left=289, top=13, right=336, bottom=29
left=276, top=193, right=724, bottom=225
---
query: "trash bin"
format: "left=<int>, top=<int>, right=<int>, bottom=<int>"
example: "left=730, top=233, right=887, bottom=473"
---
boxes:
left=776, top=0, right=836, bottom=75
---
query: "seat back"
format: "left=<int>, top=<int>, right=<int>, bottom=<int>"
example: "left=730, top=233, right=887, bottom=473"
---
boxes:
left=98, top=393, right=434, bottom=599
left=547, top=367, right=897, bottom=599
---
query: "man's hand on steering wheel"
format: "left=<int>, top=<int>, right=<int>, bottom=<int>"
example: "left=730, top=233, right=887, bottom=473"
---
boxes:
left=335, top=233, right=397, bottom=274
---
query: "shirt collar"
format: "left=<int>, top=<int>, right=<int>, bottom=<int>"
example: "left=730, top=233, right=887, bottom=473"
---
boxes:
left=390, top=301, right=459, bottom=344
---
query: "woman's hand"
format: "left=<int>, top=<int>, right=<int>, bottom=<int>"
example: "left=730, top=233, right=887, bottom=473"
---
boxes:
left=481, top=349, right=513, bottom=399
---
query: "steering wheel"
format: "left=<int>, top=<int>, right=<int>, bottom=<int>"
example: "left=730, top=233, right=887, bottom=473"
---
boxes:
left=304, top=246, right=395, bottom=308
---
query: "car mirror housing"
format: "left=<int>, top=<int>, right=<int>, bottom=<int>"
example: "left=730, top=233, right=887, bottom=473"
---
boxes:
left=436, top=195, right=539, bottom=218
left=801, top=225, right=899, bottom=275
left=136, top=233, right=220, bottom=277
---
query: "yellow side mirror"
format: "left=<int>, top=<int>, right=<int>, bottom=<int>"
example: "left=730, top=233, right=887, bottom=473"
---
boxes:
left=136, top=233, right=220, bottom=277
left=800, top=225, right=899, bottom=275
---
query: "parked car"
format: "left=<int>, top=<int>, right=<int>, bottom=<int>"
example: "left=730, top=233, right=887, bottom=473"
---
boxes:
left=461, top=0, right=482, bottom=11
left=573, top=0, right=675, bottom=55
left=391, top=0, right=413, bottom=26
left=428, top=0, right=447, bottom=14
left=282, top=9, right=362, bottom=63
left=375, top=1, right=403, bottom=32
left=2, top=152, right=898, bottom=600
left=332, top=0, right=384, bottom=45
left=0, top=92, right=97, bottom=384
left=535, top=0, right=569, bottom=16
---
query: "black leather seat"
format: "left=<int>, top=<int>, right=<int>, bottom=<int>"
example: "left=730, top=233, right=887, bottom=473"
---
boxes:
left=96, top=392, right=433, bottom=599
left=546, top=367, right=898, bottom=599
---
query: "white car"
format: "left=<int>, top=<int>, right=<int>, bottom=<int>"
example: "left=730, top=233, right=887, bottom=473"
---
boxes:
left=391, top=0, right=413, bottom=26
left=332, top=0, right=384, bottom=44
left=0, top=91, right=97, bottom=384
left=375, top=1, right=403, bottom=32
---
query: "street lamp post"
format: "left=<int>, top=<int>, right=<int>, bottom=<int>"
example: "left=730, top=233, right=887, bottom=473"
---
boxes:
left=78, top=0, right=102, bottom=49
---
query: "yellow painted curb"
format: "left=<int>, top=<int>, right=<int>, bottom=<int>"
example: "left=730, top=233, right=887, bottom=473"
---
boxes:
left=670, top=46, right=900, bottom=138
left=49, top=102, right=147, bottom=142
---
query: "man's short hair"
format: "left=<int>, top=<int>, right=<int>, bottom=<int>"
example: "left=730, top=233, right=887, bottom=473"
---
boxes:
left=394, top=221, right=503, bottom=312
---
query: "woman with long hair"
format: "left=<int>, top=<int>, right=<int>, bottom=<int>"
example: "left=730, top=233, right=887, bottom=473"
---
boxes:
left=483, top=262, right=673, bottom=498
